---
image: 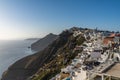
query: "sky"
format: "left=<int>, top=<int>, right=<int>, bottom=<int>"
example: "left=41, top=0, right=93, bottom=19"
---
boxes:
left=0, top=0, right=120, bottom=40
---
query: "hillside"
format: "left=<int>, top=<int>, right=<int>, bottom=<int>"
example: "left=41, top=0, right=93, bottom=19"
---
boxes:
left=1, top=28, right=85, bottom=80
left=25, top=38, right=40, bottom=41
left=31, top=33, right=58, bottom=51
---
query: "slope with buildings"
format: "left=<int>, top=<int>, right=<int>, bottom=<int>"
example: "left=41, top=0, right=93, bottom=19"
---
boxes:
left=50, top=28, right=120, bottom=80
left=1, top=27, right=120, bottom=80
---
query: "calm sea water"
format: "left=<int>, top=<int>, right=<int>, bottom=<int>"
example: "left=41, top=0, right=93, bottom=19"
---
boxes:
left=0, top=40, right=36, bottom=78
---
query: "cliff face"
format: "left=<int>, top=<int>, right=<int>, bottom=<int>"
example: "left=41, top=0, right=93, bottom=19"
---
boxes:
left=31, top=33, right=58, bottom=51
left=32, top=30, right=85, bottom=80
left=1, top=29, right=85, bottom=80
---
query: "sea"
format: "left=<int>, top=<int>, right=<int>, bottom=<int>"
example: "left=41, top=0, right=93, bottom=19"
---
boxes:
left=0, top=40, right=36, bottom=78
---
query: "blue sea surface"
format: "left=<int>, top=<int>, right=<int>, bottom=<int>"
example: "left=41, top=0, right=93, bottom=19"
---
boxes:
left=0, top=40, right=36, bottom=78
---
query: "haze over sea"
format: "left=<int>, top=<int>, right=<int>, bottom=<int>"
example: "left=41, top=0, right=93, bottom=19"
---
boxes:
left=0, top=40, right=35, bottom=78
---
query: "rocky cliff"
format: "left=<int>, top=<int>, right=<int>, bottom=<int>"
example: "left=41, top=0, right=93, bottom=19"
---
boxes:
left=1, top=28, right=85, bottom=80
left=31, top=33, right=58, bottom=51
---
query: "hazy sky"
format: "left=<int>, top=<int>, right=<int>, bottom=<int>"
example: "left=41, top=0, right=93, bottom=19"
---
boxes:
left=0, top=0, right=120, bottom=40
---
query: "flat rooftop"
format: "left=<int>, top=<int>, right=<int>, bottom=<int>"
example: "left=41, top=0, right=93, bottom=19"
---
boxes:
left=105, top=63, right=120, bottom=78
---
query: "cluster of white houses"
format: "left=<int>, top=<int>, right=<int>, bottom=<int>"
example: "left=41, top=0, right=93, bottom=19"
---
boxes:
left=50, top=29, right=120, bottom=80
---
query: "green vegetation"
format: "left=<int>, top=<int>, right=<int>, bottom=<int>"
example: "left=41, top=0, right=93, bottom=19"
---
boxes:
left=76, top=36, right=86, bottom=45
left=32, top=49, right=79, bottom=80
left=32, top=34, right=85, bottom=80
left=33, top=69, right=61, bottom=80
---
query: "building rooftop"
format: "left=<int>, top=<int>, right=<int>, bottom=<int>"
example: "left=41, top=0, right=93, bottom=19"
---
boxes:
left=105, top=63, right=120, bottom=78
